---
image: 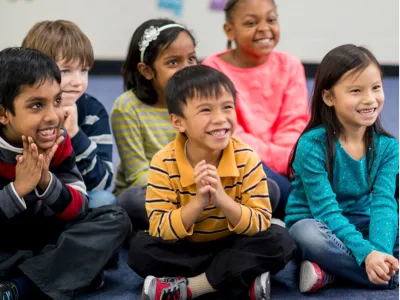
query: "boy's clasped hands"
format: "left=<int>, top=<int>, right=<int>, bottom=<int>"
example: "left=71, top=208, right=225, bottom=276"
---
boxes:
left=194, top=160, right=226, bottom=208
left=13, top=131, right=64, bottom=198
left=193, top=160, right=242, bottom=226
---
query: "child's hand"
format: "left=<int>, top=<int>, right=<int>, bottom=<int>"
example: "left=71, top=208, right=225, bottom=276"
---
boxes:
left=365, top=250, right=398, bottom=285
left=386, top=261, right=398, bottom=277
left=63, top=104, right=79, bottom=138
left=194, top=160, right=212, bottom=209
left=205, top=164, right=227, bottom=207
left=38, top=129, right=64, bottom=191
left=14, top=136, right=44, bottom=198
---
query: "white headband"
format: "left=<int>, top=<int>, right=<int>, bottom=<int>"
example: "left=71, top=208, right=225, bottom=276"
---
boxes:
left=139, top=24, right=185, bottom=63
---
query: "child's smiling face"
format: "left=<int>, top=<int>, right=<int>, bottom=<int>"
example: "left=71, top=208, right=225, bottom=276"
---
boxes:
left=0, top=79, right=64, bottom=151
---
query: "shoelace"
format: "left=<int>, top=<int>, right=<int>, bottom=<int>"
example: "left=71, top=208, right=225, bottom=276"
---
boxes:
left=3, top=291, right=12, bottom=300
left=162, top=287, right=180, bottom=300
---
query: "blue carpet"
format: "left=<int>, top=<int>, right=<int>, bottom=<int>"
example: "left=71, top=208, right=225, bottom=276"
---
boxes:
left=78, top=76, right=399, bottom=299
left=77, top=248, right=398, bottom=300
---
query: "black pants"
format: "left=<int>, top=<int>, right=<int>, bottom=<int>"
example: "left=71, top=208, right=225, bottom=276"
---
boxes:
left=128, top=224, right=296, bottom=297
left=117, top=185, right=149, bottom=230
left=0, top=206, right=131, bottom=300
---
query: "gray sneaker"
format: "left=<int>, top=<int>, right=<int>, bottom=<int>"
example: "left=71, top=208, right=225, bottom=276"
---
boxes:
left=141, top=276, right=192, bottom=300
left=250, top=272, right=271, bottom=300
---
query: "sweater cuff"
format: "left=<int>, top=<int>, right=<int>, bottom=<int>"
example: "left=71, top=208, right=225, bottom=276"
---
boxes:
left=9, top=182, right=27, bottom=209
left=71, top=129, right=91, bottom=155
left=228, top=205, right=251, bottom=234
left=171, top=208, right=194, bottom=239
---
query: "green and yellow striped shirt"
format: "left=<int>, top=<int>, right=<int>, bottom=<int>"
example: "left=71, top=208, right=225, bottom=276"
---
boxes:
left=146, top=133, right=272, bottom=242
left=111, top=90, right=176, bottom=194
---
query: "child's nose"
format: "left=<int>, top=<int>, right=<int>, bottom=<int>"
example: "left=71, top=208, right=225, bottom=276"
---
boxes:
left=258, top=21, right=271, bottom=32
left=212, top=112, right=226, bottom=124
left=44, top=107, right=59, bottom=123
left=71, top=73, right=83, bottom=86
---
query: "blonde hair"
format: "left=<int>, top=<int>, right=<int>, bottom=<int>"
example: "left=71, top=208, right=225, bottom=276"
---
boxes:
left=22, top=20, right=94, bottom=68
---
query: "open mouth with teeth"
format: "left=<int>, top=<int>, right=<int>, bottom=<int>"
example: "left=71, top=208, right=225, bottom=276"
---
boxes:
left=207, top=129, right=229, bottom=137
left=38, top=127, right=58, bottom=141
left=254, top=38, right=274, bottom=45
left=357, top=108, right=377, bottom=116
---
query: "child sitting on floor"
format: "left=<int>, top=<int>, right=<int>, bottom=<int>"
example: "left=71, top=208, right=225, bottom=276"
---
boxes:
left=128, top=65, right=296, bottom=300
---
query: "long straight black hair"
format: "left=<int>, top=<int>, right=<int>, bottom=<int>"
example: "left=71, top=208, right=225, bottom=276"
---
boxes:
left=288, top=44, right=393, bottom=188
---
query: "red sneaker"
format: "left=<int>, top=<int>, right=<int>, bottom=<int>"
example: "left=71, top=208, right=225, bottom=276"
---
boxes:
left=249, top=272, right=271, bottom=300
left=141, top=276, right=192, bottom=300
left=299, top=260, right=334, bottom=293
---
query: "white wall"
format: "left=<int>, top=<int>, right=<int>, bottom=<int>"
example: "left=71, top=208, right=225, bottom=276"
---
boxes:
left=0, top=0, right=398, bottom=64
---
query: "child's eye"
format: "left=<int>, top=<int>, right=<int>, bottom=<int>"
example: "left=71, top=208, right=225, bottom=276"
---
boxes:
left=373, top=85, right=382, bottom=90
left=267, top=18, right=277, bottom=24
left=167, top=60, right=178, bottom=66
left=60, top=69, right=69, bottom=74
left=55, top=97, right=62, bottom=105
left=224, top=105, right=234, bottom=110
left=244, top=21, right=257, bottom=27
left=81, top=68, right=89, bottom=73
left=30, top=103, right=42, bottom=109
left=200, top=108, right=211, bottom=113
left=188, top=56, right=197, bottom=64
left=350, top=89, right=361, bottom=93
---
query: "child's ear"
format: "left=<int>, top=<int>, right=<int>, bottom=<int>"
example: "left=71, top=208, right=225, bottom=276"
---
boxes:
left=137, top=62, right=154, bottom=80
left=322, top=89, right=333, bottom=107
left=0, top=105, right=10, bottom=126
left=223, top=22, right=235, bottom=45
left=170, top=114, right=185, bottom=133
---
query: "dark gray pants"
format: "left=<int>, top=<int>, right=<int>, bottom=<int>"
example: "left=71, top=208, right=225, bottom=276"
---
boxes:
left=0, top=206, right=131, bottom=300
left=117, top=186, right=149, bottom=230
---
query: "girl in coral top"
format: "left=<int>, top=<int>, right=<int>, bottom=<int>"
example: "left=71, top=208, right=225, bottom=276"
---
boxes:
left=203, top=0, right=309, bottom=218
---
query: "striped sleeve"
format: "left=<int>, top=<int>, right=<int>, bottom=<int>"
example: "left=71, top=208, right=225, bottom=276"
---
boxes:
left=42, top=133, right=88, bottom=220
left=228, top=151, right=272, bottom=235
left=111, top=97, right=148, bottom=186
left=146, top=154, right=192, bottom=241
left=72, top=99, right=113, bottom=191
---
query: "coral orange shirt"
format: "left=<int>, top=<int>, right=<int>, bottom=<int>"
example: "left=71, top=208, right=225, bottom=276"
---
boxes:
left=203, top=50, right=309, bottom=175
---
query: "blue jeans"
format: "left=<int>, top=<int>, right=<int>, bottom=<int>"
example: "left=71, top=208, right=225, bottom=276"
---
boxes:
left=88, top=190, right=117, bottom=208
left=262, top=163, right=292, bottom=219
left=289, top=216, right=399, bottom=289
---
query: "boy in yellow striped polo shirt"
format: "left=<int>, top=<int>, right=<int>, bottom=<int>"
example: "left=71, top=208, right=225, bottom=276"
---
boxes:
left=129, top=65, right=296, bottom=300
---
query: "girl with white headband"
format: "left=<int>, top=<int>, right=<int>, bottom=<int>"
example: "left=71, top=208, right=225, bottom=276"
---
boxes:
left=111, top=19, right=198, bottom=230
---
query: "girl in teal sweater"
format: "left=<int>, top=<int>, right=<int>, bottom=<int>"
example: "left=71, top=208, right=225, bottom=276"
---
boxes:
left=285, top=44, right=399, bottom=293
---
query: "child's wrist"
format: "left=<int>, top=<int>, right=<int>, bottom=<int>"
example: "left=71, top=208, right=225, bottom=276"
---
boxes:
left=68, top=125, right=79, bottom=138
left=217, top=192, right=233, bottom=209
left=38, top=172, right=51, bottom=191
left=13, top=181, right=28, bottom=198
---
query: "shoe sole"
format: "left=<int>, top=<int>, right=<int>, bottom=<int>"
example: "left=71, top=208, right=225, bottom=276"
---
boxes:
left=141, top=276, right=156, bottom=300
left=299, top=260, right=318, bottom=293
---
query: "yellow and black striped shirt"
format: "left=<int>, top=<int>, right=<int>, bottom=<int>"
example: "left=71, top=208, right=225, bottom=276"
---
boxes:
left=146, top=133, right=272, bottom=242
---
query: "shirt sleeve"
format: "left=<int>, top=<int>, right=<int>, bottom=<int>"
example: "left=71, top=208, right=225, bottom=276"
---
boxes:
left=295, top=135, right=375, bottom=266
left=0, top=183, right=27, bottom=219
left=45, top=133, right=89, bottom=220
left=71, top=101, right=113, bottom=191
left=146, top=154, right=192, bottom=241
left=369, top=139, right=399, bottom=255
left=228, top=151, right=272, bottom=235
left=111, top=100, right=149, bottom=187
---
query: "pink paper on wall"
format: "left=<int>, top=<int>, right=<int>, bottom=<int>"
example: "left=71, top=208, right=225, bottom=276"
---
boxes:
left=210, top=0, right=227, bottom=11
